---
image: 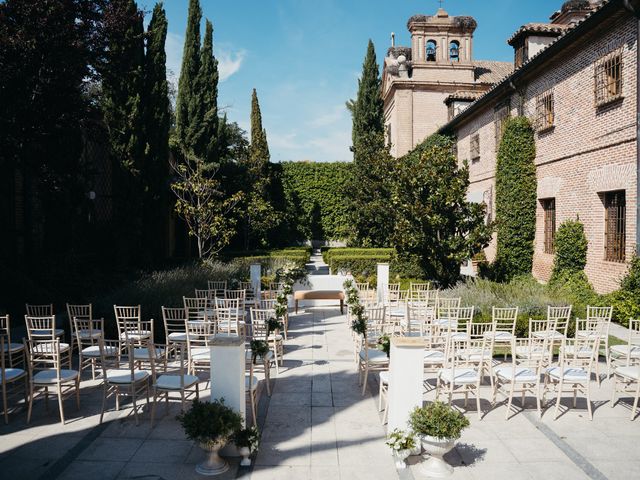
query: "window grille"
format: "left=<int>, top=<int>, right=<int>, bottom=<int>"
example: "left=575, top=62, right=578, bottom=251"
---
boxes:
left=470, top=134, right=480, bottom=162
left=604, top=190, right=626, bottom=262
left=494, top=100, right=510, bottom=151
left=541, top=198, right=556, bottom=254
left=595, top=48, right=623, bottom=107
left=535, top=90, right=554, bottom=131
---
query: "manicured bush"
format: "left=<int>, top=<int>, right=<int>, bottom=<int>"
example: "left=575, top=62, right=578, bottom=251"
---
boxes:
left=323, top=247, right=394, bottom=265
left=494, top=117, right=537, bottom=281
left=603, top=256, right=640, bottom=326
left=330, top=255, right=391, bottom=277
left=408, top=401, right=470, bottom=440
left=551, top=220, right=588, bottom=281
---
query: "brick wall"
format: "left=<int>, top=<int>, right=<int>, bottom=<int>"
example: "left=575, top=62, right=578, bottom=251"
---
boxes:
left=454, top=16, right=638, bottom=293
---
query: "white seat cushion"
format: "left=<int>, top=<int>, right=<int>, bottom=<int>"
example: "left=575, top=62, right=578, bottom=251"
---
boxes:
left=389, top=309, right=405, bottom=317
left=168, top=332, right=187, bottom=342
left=32, top=329, right=65, bottom=337
left=484, top=331, right=514, bottom=341
left=359, top=348, right=388, bottom=364
left=575, top=331, right=599, bottom=339
left=33, top=342, right=70, bottom=353
left=81, top=345, right=118, bottom=357
left=191, top=347, right=210, bottom=361
left=495, top=366, right=539, bottom=383
left=561, top=345, right=593, bottom=358
left=459, top=348, right=491, bottom=362
left=379, top=370, right=389, bottom=385
left=424, top=350, right=445, bottom=363
left=514, top=345, right=546, bottom=359
left=533, top=330, right=565, bottom=340
left=0, top=342, right=24, bottom=353
left=450, top=332, right=469, bottom=341
left=615, top=365, right=640, bottom=380
left=267, top=334, right=283, bottom=342
left=2, top=368, right=26, bottom=382
left=120, top=330, right=152, bottom=340
left=546, top=366, right=588, bottom=382
left=133, top=347, right=165, bottom=360
left=106, top=369, right=148, bottom=384
left=439, top=367, right=479, bottom=384
left=156, top=374, right=199, bottom=390
left=33, top=369, right=79, bottom=384
left=245, top=374, right=259, bottom=391
left=77, top=330, right=102, bottom=339
left=610, top=345, right=640, bottom=358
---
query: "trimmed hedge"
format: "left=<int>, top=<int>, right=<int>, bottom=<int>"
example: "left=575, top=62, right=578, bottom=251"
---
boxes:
left=329, top=255, right=392, bottom=276
left=322, top=247, right=394, bottom=265
left=551, top=220, right=588, bottom=281
left=494, top=116, right=537, bottom=281
left=223, top=248, right=311, bottom=269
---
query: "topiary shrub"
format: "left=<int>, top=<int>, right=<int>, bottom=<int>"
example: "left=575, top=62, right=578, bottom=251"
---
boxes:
left=604, top=255, right=640, bottom=326
left=494, top=116, right=537, bottom=281
left=550, top=220, right=588, bottom=281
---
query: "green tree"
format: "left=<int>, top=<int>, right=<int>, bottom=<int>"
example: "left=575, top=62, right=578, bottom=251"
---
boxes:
left=143, top=2, right=170, bottom=263
left=494, top=116, right=537, bottom=280
left=550, top=219, right=588, bottom=280
left=174, top=0, right=201, bottom=150
left=346, top=40, right=393, bottom=246
left=243, top=88, right=280, bottom=249
left=193, top=19, right=219, bottom=163
left=100, top=0, right=146, bottom=264
left=392, top=134, right=492, bottom=287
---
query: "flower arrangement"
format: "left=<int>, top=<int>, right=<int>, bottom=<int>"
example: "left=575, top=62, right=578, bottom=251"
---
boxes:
left=267, top=316, right=284, bottom=334
left=377, top=334, right=390, bottom=357
left=344, top=279, right=367, bottom=336
left=233, top=425, right=261, bottom=452
left=250, top=339, right=269, bottom=364
left=385, top=429, right=416, bottom=452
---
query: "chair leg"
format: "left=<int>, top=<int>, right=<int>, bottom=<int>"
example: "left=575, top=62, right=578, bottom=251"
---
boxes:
left=378, top=380, right=383, bottom=411
left=553, top=381, right=563, bottom=420
left=150, top=391, right=157, bottom=427
left=57, top=384, right=65, bottom=425
left=535, top=383, right=542, bottom=418
left=361, top=369, right=369, bottom=396
left=2, top=385, right=8, bottom=424
left=100, top=384, right=107, bottom=424
left=631, top=382, right=640, bottom=421
left=475, top=387, right=482, bottom=419
left=27, top=385, right=34, bottom=424
left=610, top=375, right=617, bottom=407
left=76, top=378, right=81, bottom=410
left=586, top=382, right=593, bottom=421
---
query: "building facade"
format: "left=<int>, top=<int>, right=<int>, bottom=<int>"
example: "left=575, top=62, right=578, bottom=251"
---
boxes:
left=382, top=8, right=512, bottom=158
left=439, top=0, right=640, bottom=293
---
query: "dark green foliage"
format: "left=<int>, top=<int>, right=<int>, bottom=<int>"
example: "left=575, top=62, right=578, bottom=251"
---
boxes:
left=276, top=162, right=353, bottom=241
left=392, top=134, right=492, bottom=287
left=350, top=40, right=384, bottom=154
left=408, top=402, right=470, bottom=440
left=346, top=131, right=396, bottom=246
left=243, top=89, right=280, bottom=249
left=329, top=255, right=392, bottom=277
left=100, top=0, right=146, bottom=264
left=174, top=0, right=201, bottom=150
left=322, top=248, right=395, bottom=264
left=178, top=399, right=243, bottom=443
left=143, top=3, right=170, bottom=263
left=494, top=116, right=537, bottom=281
left=551, top=220, right=588, bottom=280
left=603, top=256, right=640, bottom=326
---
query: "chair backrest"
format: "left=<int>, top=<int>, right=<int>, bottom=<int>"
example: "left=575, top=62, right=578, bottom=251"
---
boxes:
left=447, top=337, right=493, bottom=373
left=0, top=314, right=11, bottom=345
left=73, top=317, right=103, bottom=348
left=208, top=280, right=227, bottom=296
left=24, top=339, right=62, bottom=379
left=629, top=319, right=640, bottom=345
left=260, top=290, right=278, bottom=300
left=67, top=303, right=91, bottom=321
left=25, top=315, right=56, bottom=340
left=258, top=299, right=277, bottom=310
left=587, top=305, right=613, bottom=322
left=250, top=308, right=272, bottom=340
left=458, top=306, right=475, bottom=323
left=240, top=282, right=256, bottom=300
left=409, top=283, right=431, bottom=300
left=98, top=338, right=138, bottom=384
left=492, top=307, right=518, bottom=333
left=215, top=307, right=238, bottom=335
left=355, top=282, right=370, bottom=291
left=26, top=304, right=53, bottom=317
left=195, top=289, right=210, bottom=299
left=186, top=320, right=212, bottom=349
left=560, top=335, right=600, bottom=372
left=269, top=282, right=285, bottom=292
left=437, top=297, right=461, bottom=312
left=225, top=289, right=246, bottom=300
left=114, top=305, right=141, bottom=322
left=162, top=307, right=187, bottom=338
left=183, top=297, right=208, bottom=322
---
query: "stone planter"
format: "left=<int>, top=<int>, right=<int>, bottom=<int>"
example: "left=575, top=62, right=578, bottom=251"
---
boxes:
left=410, top=436, right=422, bottom=456
left=393, top=449, right=411, bottom=469
left=196, top=439, right=228, bottom=476
left=419, top=435, right=455, bottom=477
left=239, top=446, right=251, bottom=466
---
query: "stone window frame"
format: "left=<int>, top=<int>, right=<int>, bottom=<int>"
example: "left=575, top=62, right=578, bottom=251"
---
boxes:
left=494, top=99, right=510, bottom=152
left=426, top=39, right=437, bottom=62
left=470, top=133, right=480, bottom=163
left=449, top=40, right=460, bottom=62
left=535, top=89, right=555, bottom=132
left=603, top=190, right=626, bottom=263
left=594, top=46, right=624, bottom=107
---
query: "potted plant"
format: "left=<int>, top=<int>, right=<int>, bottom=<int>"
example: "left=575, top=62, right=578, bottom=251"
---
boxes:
left=177, top=398, right=243, bottom=476
left=408, top=402, right=470, bottom=477
left=233, top=426, right=261, bottom=466
left=385, top=428, right=416, bottom=469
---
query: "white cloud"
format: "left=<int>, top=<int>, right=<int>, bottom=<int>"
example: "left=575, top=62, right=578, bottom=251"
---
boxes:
left=164, top=32, right=245, bottom=82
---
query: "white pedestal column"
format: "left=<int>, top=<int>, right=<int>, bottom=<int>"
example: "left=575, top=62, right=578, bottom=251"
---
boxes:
left=377, top=263, right=390, bottom=304
left=387, top=337, right=425, bottom=433
left=210, top=335, right=246, bottom=424
left=250, top=263, right=261, bottom=300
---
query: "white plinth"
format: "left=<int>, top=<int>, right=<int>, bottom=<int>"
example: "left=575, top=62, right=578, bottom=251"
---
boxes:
left=387, top=337, right=425, bottom=433
left=210, top=336, right=246, bottom=424
left=250, top=263, right=261, bottom=300
left=377, top=263, right=390, bottom=304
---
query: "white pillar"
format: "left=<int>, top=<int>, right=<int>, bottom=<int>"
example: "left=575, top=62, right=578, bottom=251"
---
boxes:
left=387, top=337, right=425, bottom=433
left=377, top=263, right=390, bottom=304
left=250, top=263, right=261, bottom=300
left=210, top=335, right=246, bottom=424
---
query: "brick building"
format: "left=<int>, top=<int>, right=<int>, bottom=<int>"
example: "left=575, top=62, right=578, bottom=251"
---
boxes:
left=382, top=7, right=513, bottom=158
left=437, top=0, right=640, bottom=293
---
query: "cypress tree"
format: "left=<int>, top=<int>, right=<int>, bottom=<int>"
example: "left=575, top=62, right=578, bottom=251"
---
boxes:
left=193, top=19, right=219, bottom=163
left=346, top=40, right=391, bottom=246
left=175, top=0, right=201, bottom=151
left=143, top=2, right=170, bottom=263
left=250, top=88, right=270, bottom=166
left=351, top=39, right=384, bottom=160
left=100, top=0, right=146, bottom=264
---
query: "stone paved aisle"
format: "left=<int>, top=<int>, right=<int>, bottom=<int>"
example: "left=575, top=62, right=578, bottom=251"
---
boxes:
left=250, top=306, right=399, bottom=480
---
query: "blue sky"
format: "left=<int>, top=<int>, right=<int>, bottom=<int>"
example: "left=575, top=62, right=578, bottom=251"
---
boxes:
left=140, top=0, right=564, bottom=162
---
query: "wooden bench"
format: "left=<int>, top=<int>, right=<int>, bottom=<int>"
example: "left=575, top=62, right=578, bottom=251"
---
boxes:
left=294, top=290, right=345, bottom=314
